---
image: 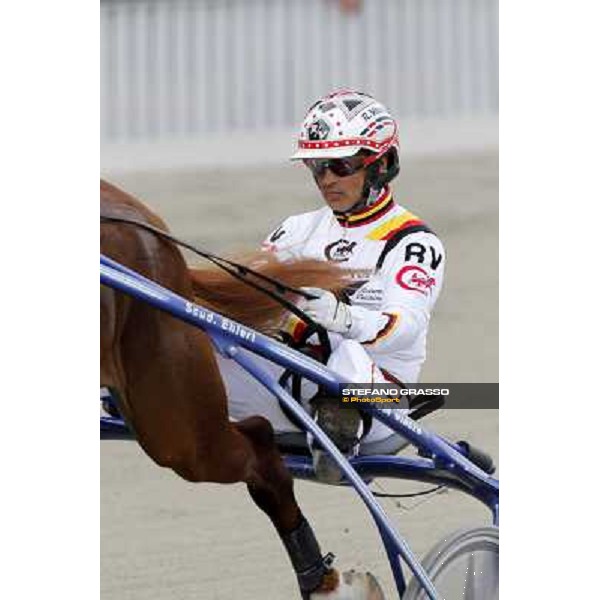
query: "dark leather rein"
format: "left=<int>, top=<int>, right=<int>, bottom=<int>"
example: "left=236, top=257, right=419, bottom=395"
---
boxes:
left=100, top=214, right=332, bottom=358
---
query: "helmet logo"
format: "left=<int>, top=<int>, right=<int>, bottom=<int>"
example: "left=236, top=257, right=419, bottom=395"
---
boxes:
left=361, top=106, right=385, bottom=121
left=307, top=119, right=331, bottom=141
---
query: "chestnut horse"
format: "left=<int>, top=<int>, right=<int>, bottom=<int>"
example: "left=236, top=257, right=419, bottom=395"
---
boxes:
left=100, top=180, right=383, bottom=599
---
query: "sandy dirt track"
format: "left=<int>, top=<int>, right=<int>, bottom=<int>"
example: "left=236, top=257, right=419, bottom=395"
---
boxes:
left=101, top=151, right=498, bottom=599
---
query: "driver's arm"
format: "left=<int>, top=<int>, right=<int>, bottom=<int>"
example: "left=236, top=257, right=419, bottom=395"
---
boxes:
left=350, top=234, right=444, bottom=351
left=302, top=232, right=445, bottom=351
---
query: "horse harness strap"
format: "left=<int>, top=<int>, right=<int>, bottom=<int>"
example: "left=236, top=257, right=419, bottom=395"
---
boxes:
left=101, top=213, right=332, bottom=358
left=101, top=214, right=307, bottom=296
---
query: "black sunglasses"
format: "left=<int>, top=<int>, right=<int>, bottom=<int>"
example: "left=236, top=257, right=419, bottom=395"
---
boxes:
left=303, top=156, right=367, bottom=178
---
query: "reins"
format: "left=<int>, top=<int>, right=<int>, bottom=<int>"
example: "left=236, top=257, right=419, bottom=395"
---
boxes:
left=100, top=214, right=332, bottom=357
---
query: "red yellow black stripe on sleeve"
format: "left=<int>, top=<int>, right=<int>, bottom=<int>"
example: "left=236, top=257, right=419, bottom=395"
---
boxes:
left=282, top=315, right=309, bottom=343
left=363, top=312, right=400, bottom=345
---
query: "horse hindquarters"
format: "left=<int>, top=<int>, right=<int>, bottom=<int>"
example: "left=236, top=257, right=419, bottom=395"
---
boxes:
left=116, top=295, right=248, bottom=481
left=117, top=296, right=335, bottom=597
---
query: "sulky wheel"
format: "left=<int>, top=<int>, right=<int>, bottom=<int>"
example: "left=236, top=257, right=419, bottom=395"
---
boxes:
left=403, top=526, right=499, bottom=600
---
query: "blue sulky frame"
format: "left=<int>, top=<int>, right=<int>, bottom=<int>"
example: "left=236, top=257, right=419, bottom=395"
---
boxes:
left=100, top=253, right=499, bottom=600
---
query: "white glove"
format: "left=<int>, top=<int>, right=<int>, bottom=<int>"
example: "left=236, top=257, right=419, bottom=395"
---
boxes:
left=300, top=287, right=353, bottom=335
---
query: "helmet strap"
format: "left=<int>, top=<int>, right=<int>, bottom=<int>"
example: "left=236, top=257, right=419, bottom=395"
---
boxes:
left=364, top=148, right=400, bottom=203
left=362, top=162, right=385, bottom=204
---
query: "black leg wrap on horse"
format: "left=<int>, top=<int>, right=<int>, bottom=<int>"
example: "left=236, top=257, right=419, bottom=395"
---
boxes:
left=280, top=516, right=335, bottom=596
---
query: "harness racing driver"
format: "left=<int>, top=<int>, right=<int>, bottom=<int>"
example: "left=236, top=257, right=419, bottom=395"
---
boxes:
left=220, top=89, right=445, bottom=483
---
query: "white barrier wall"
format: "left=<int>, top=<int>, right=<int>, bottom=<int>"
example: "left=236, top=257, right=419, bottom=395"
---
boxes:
left=101, top=0, right=498, bottom=143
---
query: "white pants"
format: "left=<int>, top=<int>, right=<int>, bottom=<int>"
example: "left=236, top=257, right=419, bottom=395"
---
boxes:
left=217, top=337, right=409, bottom=446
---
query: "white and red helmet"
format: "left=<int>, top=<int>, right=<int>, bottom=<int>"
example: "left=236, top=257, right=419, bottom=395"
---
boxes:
left=291, top=89, right=399, bottom=163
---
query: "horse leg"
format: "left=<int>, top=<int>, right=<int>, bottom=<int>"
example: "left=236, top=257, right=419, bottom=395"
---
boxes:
left=235, top=416, right=339, bottom=599
left=103, top=289, right=381, bottom=598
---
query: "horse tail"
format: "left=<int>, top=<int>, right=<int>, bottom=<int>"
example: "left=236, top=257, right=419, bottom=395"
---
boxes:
left=188, top=251, right=351, bottom=334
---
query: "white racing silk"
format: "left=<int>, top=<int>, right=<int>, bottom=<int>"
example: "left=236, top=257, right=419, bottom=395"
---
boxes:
left=262, top=186, right=445, bottom=385
left=220, top=187, right=445, bottom=447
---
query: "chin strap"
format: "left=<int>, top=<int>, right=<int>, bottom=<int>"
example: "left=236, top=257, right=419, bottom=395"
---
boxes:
left=334, top=185, right=385, bottom=219
left=363, top=184, right=385, bottom=206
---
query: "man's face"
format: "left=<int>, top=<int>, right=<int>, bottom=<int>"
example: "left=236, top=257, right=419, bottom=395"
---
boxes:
left=307, top=156, right=368, bottom=212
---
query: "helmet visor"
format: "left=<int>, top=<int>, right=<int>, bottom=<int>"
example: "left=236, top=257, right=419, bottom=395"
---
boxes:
left=290, top=145, right=361, bottom=161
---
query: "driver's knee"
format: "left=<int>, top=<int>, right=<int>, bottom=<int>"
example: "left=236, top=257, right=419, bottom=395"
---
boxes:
left=326, top=339, right=380, bottom=384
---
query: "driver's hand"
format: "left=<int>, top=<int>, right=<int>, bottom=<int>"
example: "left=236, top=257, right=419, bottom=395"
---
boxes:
left=300, top=287, right=353, bottom=334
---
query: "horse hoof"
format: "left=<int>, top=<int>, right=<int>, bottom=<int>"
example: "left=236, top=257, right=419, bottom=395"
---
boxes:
left=310, top=570, right=386, bottom=600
